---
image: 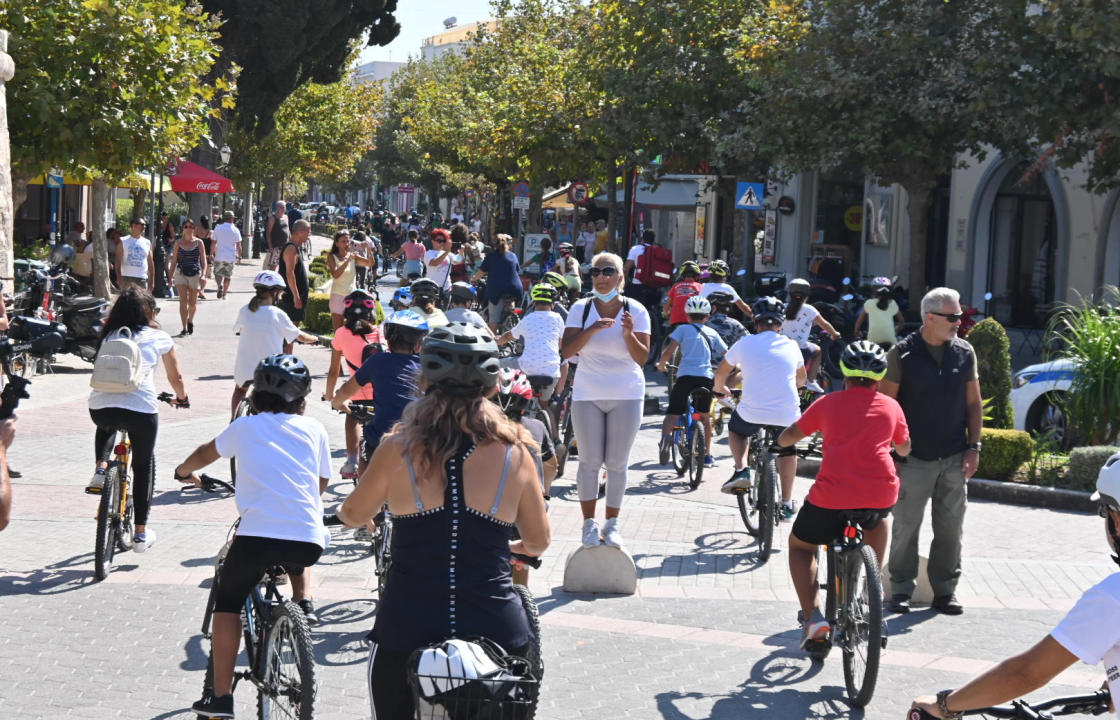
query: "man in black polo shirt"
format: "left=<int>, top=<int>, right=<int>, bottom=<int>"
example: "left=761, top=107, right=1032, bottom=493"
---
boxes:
left=879, top=287, right=983, bottom=616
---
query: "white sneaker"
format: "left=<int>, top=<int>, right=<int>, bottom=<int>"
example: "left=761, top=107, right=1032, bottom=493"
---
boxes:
left=805, top=380, right=824, bottom=394
left=716, top=396, right=736, bottom=411
left=133, top=528, right=157, bottom=553
left=581, top=518, right=601, bottom=548
left=720, top=468, right=754, bottom=494
left=340, top=460, right=358, bottom=479
left=601, top=518, right=623, bottom=548
left=85, top=468, right=107, bottom=495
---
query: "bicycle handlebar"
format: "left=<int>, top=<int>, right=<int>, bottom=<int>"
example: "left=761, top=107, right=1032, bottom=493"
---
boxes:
left=908, top=690, right=1112, bottom=719
left=323, top=513, right=344, bottom=527
left=510, top=552, right=542, bottom=569
left=156, top=391, right=189, bottom=408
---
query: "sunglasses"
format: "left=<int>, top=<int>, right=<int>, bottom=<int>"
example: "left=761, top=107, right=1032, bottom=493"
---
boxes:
left=182, top=224, right=195, bottom=230
left=930, top=311, right=963, bottom=323
left=345, top=298, right=376, bottom=309
left=589, top=266, right=618, bottom=277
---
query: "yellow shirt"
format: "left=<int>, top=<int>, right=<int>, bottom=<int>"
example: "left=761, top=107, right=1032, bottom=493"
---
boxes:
left=594, top=229, right=609, bottom=254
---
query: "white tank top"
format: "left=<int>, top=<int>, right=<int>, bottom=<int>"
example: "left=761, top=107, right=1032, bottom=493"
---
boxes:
left=329, top=253, right=355, bottom=296
left=120, top=236, right=152, bottom=279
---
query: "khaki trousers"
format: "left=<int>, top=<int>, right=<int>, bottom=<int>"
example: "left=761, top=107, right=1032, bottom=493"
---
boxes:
left=888, top=452, right=967, bottom=598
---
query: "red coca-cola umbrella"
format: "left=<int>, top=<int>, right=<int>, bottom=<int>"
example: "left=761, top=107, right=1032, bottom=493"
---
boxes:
left=164, top=160, right=234, bottom=193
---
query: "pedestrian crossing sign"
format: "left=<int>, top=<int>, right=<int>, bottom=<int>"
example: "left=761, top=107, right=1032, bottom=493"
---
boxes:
left=735, top=182, right=765, bottom=210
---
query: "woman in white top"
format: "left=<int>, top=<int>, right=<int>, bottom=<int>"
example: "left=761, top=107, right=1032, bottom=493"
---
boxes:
left=854, top=281, right=905, bottom=349
left=231, top=271, right=318, bottom=418
left=780, top=278, right=839, bottom=392
left=86, top=287, right=189, bottom=552
left=327, top=229, right=371, bottom=331
left=561, top=252, right=651, bottom=549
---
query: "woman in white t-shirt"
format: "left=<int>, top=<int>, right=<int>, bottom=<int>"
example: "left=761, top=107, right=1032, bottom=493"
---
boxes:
left=86, top=287, right=189, bottom=552
left=561, top=252, right=651, bottom=549
left=780, top=278, right=839, bottom=392
left=175, top=354, right=331, bottom=719
left=231, top=271, right=318, bottom=418
left=424, top=228, right=453, bottom=292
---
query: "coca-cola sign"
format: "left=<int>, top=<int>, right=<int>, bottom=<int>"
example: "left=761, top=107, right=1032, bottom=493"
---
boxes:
left=195, top=181, right=221, bottom=191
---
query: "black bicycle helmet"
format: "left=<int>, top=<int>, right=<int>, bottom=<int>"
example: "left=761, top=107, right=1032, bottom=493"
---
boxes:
left=752, top=296, right=786, bottom=324
left=840, top=340, right=888, bottom=381
left=707, top=291, right=734, bottom=309
left=342, top=289, right=377, bottom=322
left=420, top=322, right=501, bottom=396
left=410, top=278, right=440, bottom=304
left=450, top=282, right=477, bottom=302
left=252, top=354, right=312, bottom=402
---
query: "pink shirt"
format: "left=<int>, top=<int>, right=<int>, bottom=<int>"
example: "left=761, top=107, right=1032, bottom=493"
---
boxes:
left=402, top=242, right=425, bottom=261
left=331, top=326, right=382, bottom=401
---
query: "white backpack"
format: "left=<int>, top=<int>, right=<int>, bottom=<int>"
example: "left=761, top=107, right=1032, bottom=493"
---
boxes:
left=90, top=327, right=145, bottom=393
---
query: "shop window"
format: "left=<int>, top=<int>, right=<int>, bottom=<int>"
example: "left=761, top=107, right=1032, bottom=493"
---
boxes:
left=988, top=165, right=1055, bottom=328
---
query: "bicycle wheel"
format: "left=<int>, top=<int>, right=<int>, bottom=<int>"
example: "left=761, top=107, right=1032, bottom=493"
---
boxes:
left=93, top=465, right=121, bottom=581
left=257, top=601, right=316, bottom=720
left=671, top=427, right=687, bottom=477
left=513, top=584, right=543, bottom=718
left=374, top=517, right=392, bottom=596
left=115, top=487, right=134, bottom=553
left=841, top=544, right=884, bottom=707
left=757, top=455, right=777, bottom=562
left=736, top=476, right=760, bottom=536
left=687, top=422, right=706, bottom=490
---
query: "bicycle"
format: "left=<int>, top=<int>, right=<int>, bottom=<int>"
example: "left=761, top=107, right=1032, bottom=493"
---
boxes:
left=907, top=690, right=1112, bottom=719
left=524, top=375, right=556, bottom=441
left=200, top=518, right=317, bottom=720
left=804, top=509, right=887, bottom=708
left=551, top=381, right=575, bottom=477
left=666, top=367, right=706, bottom=490
left=711, top=388, right=740, bottom=437
left=727, top=424, right=782, bottom=562
left=93, top=391, right=184, bottom=581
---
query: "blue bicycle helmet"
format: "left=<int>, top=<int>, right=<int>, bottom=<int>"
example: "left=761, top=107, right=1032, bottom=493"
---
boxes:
left=391, top=288, right=413, bottom=307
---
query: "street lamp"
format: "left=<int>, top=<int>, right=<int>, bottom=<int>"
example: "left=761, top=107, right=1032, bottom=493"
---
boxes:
left=219, top=144, right=231, bottom=166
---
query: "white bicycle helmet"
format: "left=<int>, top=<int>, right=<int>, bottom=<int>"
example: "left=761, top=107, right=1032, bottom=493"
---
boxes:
left=253, top=270, right=285, bottom=289
left=1095, top=453, right=1120, bottom=514
left=684, top=296, right=712, bottom=316
left=789, top=278, right=811, bottom=296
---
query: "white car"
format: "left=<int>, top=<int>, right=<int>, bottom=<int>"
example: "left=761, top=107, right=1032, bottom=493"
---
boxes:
left=1010, top=358, right=1077, bottom=447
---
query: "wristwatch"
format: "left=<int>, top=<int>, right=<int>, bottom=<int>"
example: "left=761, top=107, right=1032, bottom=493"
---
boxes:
left=936, top=689, right=963, bottom=720
left=966, top=442, right=982, bottom=452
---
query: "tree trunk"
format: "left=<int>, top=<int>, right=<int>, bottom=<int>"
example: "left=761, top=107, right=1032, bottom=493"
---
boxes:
left=904, top=179, right=936, bottom=309
left=606, top=166, right=619, bottom=255
left=89, top=178, right=112, bottom=299
left=0, top=35, right=14, bottom=283
left=130, top=188, right=148, bottom=224
left=10, top=167, right=31, bottom=244
left=527, top=186, right=543, bottom=234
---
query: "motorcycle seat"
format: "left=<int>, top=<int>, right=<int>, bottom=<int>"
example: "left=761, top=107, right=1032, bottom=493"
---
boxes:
left=59, top=295, right=105, bottom=311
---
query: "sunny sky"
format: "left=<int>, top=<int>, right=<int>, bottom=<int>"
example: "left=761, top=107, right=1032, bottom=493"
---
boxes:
left=359, top=0, right=495, bottom=64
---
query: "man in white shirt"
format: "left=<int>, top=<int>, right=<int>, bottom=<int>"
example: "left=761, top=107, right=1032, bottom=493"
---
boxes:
left=117, top=218, right=156, bottom=292
left=713, top=296, right=806, bottom=519
left=911, top=454, right=1120, bottom=719
left=211, top=211, right=242, bottom=299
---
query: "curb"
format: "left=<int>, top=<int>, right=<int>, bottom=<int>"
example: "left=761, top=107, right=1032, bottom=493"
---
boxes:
left=967, top=477, right=1095, bottom=513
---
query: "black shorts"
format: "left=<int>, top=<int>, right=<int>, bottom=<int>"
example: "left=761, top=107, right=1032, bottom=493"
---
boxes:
left=667, top=375, right=714, bottom=415
left=791, top=500, right=893, bottom=546
left=727, top=413, right=785, bottom=440
left=800, top=343, right=820, bottom=364
left=213, top=535, right=323, bottom=613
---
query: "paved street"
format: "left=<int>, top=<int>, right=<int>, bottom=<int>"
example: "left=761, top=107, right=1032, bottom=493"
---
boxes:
left=0, top=253, right=1113, bottom=719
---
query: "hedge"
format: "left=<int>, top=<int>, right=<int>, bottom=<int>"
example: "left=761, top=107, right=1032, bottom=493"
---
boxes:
left=967, top=318, right=1014, bottom=429
left=311, top=222, right=345, bottom=237
left=976, top=428, right=1033, bottom=480
left=302, top=293, right=332, bottom=334
left=1067, top=446, right=1120, bottom=492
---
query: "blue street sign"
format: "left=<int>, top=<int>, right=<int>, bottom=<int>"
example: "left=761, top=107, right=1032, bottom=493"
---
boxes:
left=513, top=181, right=531, bottom=198
left=735, top=181, right=765, bottom=210
left=46, top=173, right=64, bottom=189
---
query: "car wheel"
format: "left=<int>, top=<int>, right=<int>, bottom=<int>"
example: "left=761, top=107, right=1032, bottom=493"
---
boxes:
left=1027, top=391, right=1069, bottom=450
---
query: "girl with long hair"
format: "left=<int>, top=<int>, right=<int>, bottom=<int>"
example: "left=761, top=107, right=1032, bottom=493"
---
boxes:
left=167, top=219, right=207, bottom=336
left=327, top=229, right=372, bottom=330
left=324, top=289, right=384, bottom=479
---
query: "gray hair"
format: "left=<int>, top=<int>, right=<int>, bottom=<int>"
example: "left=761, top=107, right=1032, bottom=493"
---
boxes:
left=591, top=251, right=623, bottom=274
left=921, top=287, right=960, bottom=316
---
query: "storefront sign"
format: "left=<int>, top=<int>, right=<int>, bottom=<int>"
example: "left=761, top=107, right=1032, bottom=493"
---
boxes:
left=777, top=196, right=795, bottom=215
left=843, top=205, right=863, bottom=232
left=762, top=210, right=777, bottom=264
left=694, top=205, right=707, bottom=256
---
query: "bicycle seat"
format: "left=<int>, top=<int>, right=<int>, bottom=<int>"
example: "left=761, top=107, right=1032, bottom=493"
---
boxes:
left=835, top=509, right=885, bottom=530
left=526, top=375, right=554, bottom=390
left=58, top=295, right=106, bottom=311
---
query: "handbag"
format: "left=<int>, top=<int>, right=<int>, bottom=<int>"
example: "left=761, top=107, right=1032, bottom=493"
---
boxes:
left=409, top=637, right=537, bottom=720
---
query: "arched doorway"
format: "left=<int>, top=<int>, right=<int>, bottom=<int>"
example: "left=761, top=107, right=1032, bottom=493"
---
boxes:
left=1100, top=189, right=1120, bottom=289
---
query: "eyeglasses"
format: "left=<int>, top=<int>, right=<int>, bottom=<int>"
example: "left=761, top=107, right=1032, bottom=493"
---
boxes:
left=930, top=311, right=963, bottom=323
left=344, top=298, right=376, bottom=310
left=589, top=266, right=618, bottom=277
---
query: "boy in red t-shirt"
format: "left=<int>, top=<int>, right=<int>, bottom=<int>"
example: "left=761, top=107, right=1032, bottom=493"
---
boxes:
left=661, top=261, right=703, bottom=329
left=776, top=340, right=911, bottom=650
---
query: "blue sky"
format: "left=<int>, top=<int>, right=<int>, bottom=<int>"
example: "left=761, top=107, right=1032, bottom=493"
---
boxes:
left=360, top=0, right=494, bottom=64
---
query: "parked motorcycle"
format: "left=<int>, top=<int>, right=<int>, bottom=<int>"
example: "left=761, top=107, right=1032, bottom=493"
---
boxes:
left=15, top=266, right=107, bottom=363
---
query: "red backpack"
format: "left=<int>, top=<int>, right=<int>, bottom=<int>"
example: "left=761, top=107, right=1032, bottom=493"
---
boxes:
left=635, top=243, right=674, bottom=288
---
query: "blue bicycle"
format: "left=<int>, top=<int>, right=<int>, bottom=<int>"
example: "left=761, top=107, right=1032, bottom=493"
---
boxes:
left=669, top=378, right=707, bottom=490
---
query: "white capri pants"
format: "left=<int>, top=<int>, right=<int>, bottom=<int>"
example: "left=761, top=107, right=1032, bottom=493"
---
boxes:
left=570, top=398, right=643, bottom=508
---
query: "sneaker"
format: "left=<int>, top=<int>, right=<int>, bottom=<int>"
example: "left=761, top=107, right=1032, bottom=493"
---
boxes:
left=191, top=693, right=234, bottom=718
left=340, top=460, right=359, bottom=479
left=805, top=380, right=824, bottom=394
left=888, top=594, right=912, bottom=614
left=188, top=322, right=195, bottom=335
left=85, top=468, right=107, bottom=495
left=601, top=517, right=623, bottom=548
left=581, top=518, right=601, bottom=548
left=298, top=598, right=320, bottom=627
left=216, top=288, right=224, bottom=300
left=781, top=501, right=796, bottom=520
left=721, top=468, right=753, bottom=494
left=132, top=528, right=157, bottom=553
left=800, top=619, right=831, bottom=650
left=703, top=454, right=715, bottom=468
left=716, top=396, right=736, bottom=411
left=658, top=435, right=672, bottom=465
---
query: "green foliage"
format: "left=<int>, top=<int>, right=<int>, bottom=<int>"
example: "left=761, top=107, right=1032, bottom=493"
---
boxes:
left=1045, top=287, right=1120, bottom=445
left=1067, top=446, right=1120, bottom=493
left=302, top=294, right=332, bottom=333
left=310, top=223, right=346, bottom=237
left=967, top=318, right=1014, bottom=429
left=976, top=428, right=1034, bottom=480
left=1021, top=430, right=1067, bottom=486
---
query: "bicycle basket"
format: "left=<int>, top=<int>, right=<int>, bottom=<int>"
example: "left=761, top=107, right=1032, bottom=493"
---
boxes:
left=408, top=637, right=538, bottom=720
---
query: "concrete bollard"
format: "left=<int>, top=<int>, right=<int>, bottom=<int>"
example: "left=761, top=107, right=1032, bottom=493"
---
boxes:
left=562, top=545, right=638, bottom=594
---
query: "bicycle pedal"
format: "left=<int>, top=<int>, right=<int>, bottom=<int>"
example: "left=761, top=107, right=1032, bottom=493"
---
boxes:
left=84, top=487, right=103, bottom=495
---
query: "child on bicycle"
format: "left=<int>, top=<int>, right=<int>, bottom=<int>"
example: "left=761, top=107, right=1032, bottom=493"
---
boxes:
left=660, top=261, right=703, bottom=331
left=775, top=340, right=910, bottom=650
left=498, top=282, right=566, bottom=402
left=175, top=354, right=330, bottom=719
left=231, top=270, right=317, bottom=418
left=409, top=277, right=448, bottom=328
left=324, top=289, right=383, bottom=480
left=444, top=281, right=490, bottom=328
left=656, top=296, right=727, bottom=468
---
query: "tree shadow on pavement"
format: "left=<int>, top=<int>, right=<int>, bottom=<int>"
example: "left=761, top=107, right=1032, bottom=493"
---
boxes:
left=626, top=465, right=704, bottom=496
left=152, top=487, right=235, bottom=507
left=0, top=552, right=106, bottom=595
left=312, top=598, right=378, bottom=667
left=631, top=530, right=775, bottom=580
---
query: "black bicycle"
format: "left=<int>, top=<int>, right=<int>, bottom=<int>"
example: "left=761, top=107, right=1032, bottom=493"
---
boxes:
left=908, top=690, right=1112, bottom=719
left=730, top=426, right=782, bottom=562
left=805, top=511, right=887, bottom=708
left=200, top=519, right=317, bottom=720
left=551, top=381, right=575, bottom=477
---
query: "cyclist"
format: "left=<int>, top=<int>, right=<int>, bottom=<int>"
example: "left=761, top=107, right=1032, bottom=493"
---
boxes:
left=324, top=289, right=384, bottom=480
left=86, top=288, right=189, bottom=554
left=331, top=309, right=427, bottom=463
left=498, top=283, right=566, bottom=402
left=471, top=234, right=523, bottom=332
left=389, top=228, right=426, bottom=286
left=334, top=322, right=550, bottom=720
left=774, top=341, right=911, bottom=649
left=656, top=296, right=727, bottom=468
left=389, top=287, right=413, bottom=312
left=706, top=291, right=747, bottom=350
left=780, top=277, right=840, bottom=393
left=910, top=454, right=1120, bottom=719
left=853, top=276, right=904, bottom=349
left=231, top=270, right=318, bottom=419
left=714, top=296, right=805, bottom=519
left=661, top=261, right=703, bottom=331
left=534, top=271, right=571, bottom=319
left=699, top=259, right=753, bottom=319
left=444, top=281, right=489, bottom=328
left=177, top=355, right=330, bottom=719
left=553, top=241, right=582, bottom=303
left=409, top=277, right=448, bottom=328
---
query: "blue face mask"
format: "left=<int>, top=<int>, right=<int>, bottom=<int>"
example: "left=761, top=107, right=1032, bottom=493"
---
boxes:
left=593, top=288, right=619, bottom=303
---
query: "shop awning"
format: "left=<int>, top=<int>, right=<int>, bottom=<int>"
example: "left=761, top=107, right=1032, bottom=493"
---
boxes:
left=543, top=185, right=574, bottom=210
left=165, top=160, right=234, bottom=193
left=594, top=179, right=699, bottom=208
left=27, top=172, right=150, bottom=189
